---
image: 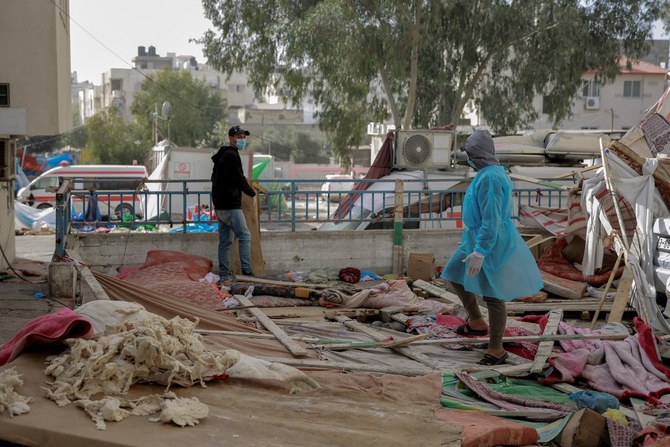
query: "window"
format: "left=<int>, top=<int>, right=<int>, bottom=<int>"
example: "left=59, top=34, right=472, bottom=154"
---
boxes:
left=0, top=84, right=9, bottom=107
left=542, top=96, right=553, bottom=114
left=582, top=79, right=601, bottom=97
left=623, top=80, right=641, bottom=98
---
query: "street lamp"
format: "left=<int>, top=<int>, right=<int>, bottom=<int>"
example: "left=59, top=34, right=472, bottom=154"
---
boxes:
left=151, top=101, right=171, bottom=145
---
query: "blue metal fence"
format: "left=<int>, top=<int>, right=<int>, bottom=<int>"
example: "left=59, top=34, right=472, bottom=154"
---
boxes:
left=54, top=177, right=576, bottom=256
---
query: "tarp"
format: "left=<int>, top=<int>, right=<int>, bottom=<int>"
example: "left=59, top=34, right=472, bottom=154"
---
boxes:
left=14, top=202, right=56, bottom=231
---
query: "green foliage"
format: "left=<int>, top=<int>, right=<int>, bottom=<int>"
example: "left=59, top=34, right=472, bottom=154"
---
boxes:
left=259, top=126, right=328, bottom=164
left=130, top=69, right=226, bottom=148
left=86, top=106, right=147, bottom=165
left=199, top=0, right=664, bottom=156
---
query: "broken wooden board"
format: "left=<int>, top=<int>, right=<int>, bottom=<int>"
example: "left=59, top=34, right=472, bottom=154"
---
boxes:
left=333, top=315, right=441, bottom=370
left=540, top=270, right=587, bottom=300
left=531, top=309, right=563, bottom=373
left=248, top=306, right=377, bottom=320
left=310, top=332, right=629, bottom=351
left=607, top=265, right=634, bottom=324
left=506, top=298, right=627, bottom=314
left=258, top=356, right=432, bottom=376
left=235, top=274, right=333, bottom=289
left=630, top=397, right=655, bottom=429
left=234, top=295, right=308, bottom=357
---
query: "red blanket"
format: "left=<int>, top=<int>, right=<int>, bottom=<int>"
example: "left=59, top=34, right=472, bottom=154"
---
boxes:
left=0, top=308, right=94, bottom=366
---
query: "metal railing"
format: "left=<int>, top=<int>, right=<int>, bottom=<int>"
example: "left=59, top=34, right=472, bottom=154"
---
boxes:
left=54, top=176, right=577, bottom=255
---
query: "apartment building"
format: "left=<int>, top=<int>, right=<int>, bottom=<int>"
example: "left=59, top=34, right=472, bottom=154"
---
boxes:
left=93, top=45, right=319, bottom=136
left=0, top=0, right=72, bottom=269
left=530, top=58, right=669, bottom=131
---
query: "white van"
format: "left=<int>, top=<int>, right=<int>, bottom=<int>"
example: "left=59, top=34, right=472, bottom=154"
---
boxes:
left=16, top=165, right=148, bottom=219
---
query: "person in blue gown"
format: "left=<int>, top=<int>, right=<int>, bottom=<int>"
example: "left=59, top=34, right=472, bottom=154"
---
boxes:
left=441, top=129, right=543, bottom=365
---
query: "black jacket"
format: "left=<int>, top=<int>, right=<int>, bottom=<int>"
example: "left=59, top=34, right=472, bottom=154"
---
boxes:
left=211, top=145, right=256, bottom=210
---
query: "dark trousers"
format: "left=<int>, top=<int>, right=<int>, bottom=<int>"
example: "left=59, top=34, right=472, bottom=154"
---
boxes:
left=447, top=281, right=506, bottom=351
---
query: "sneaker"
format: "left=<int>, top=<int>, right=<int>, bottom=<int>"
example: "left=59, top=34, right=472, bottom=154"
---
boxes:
left=241, top=271, right=254, bottom=277
left=217, top=274, right=236, bottom=287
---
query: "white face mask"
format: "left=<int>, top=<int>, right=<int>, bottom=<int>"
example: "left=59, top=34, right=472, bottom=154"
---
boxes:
left=467, top=159, right=477, bottom=170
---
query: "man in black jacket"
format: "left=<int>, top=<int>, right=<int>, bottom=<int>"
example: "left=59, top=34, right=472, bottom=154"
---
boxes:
left=211, top=125, right=256, bottom=281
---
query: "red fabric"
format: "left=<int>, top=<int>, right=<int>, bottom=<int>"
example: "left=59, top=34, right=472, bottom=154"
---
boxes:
left=121, top=262, right=230, bottom=309
left=339, top=267, right=361, bottom=284
left=635, top=317, right=670, bottom=380
left=144, top=250, right=213, bottom=281
left=436, top=408, right=538, bottom=447
left=538, top=237, right=624, bottom=286
left=0, top=308, right=94, bottom=366
left=333, top=131, right=394, bottom=219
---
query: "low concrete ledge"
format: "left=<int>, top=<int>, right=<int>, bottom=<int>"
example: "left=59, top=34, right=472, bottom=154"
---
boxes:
left=66, top=229, right=464, bottom=275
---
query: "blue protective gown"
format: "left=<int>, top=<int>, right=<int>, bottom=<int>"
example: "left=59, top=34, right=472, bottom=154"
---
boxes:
left=441, top=165, right=543, bottom=301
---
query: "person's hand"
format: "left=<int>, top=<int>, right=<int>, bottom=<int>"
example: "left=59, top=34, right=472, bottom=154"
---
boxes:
left=463, top=252, right=484, bottom=276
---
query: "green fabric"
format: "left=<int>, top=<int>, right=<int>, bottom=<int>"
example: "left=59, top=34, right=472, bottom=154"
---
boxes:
left=265, top=183, right=287, bottom=212
left=481, top=374, right=576, bottom=407
left=252, top=159, right=271, bottom=179
left=440, top=373, right=573, bottom=445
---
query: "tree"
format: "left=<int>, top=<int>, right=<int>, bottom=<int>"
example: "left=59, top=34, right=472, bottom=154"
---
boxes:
left=199, top=0, right=664, bottom=159
left=87, top=106, right=146, bottom=165
left=130, top=69, right=226, bottom=148
left=259, top=126, right=329, bottom=164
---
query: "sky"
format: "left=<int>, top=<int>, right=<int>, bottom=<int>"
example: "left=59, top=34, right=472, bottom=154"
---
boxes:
left=70, top=1, right=668, bottom=85
left=69, top=0, right=213, bottom=83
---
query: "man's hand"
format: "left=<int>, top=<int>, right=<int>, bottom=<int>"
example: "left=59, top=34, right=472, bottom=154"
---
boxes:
left=248, top=179, right=267, bottom=193
left=463, top=252, right=484, bottom=277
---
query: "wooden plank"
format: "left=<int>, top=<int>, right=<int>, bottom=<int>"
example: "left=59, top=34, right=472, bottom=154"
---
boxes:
left=464, top=363, right=533, bottom=376
left=590, top=252, right=623, bottom=328
left=506, top=299, right=627, bottom=313
left=243, top=306, right=377, bottom=320
left=67, top=249, right=111, bottom=302
left=531, top=309, right=563, bottom=373
left=311, top=332, right=628, bottom=351
left=258, top=356, right=432, bottom=376
left=607, top=265, right=634, bottom=323
left=234, top=294, right=309, bottom=357
left=235, top=274, right=333, bottom=289
left=334, top=316, right=441, bottom=369
left=412, top=280, right=462, bottom=306
left=630, top=397, right=655, bottom=429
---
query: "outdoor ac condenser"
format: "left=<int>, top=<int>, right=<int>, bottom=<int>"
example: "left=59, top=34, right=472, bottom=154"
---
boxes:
left=393, top=130, right=455, bottom=170
left=585, top=97, right=600, bottom=110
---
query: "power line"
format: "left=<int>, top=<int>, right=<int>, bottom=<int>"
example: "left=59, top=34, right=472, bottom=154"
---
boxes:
left=53, top=0, right=343, bottom=165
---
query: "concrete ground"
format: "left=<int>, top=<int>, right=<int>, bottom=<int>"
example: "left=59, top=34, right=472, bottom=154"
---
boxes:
left=0, top=233, right=70, bottom=346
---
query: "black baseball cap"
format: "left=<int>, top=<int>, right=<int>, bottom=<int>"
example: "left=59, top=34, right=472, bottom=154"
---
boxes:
left=228, top=125, right=250, bottom=137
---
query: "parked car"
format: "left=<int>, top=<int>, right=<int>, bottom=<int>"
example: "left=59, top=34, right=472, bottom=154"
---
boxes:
left=320, top=174, right=355, bottom=202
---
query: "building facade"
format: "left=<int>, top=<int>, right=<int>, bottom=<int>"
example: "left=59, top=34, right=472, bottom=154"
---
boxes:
left=0, top=0, right=72, bottom=269
left=529, top=59, right=669, bottom=131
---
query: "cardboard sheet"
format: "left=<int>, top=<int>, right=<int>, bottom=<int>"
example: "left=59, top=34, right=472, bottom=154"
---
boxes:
left=0, top=353, right=461, bottom=447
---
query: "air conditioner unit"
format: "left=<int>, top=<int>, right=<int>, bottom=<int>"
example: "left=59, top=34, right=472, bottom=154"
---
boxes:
left=585, top=96, right=600, bottom=110
left=393, top=130, right=455, bottom=170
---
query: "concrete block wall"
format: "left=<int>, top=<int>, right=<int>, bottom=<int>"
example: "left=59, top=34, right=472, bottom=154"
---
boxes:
left=66, top=229, right=464, bottom=275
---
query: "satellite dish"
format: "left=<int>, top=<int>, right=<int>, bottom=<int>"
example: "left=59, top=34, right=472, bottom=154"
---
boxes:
left=161, top=101, right=171, bottom=120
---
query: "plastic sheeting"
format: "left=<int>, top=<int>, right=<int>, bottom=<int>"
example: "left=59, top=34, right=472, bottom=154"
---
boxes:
left=14, top=202, right=55, bottom=231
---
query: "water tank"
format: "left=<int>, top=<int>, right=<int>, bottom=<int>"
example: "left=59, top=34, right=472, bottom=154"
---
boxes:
left=148, top=46, right=156, bottom=57
left=138, top=46, right=146, bottom=56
